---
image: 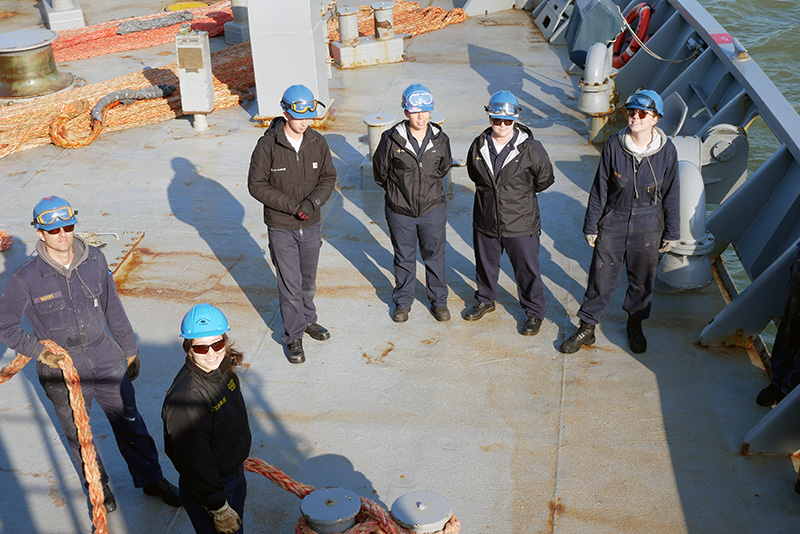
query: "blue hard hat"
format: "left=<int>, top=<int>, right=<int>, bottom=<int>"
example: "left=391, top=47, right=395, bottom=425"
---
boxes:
left=402, top=83, right=434, bottom=113
left=180, top=303, right=230, bottom=339
left=485, top=90, right=522, bottom=120
left=624, top=89, right=664, bottom=116
left=32, top=196, right=78, bottom=231
left=280, top=84, right=324, bottom=119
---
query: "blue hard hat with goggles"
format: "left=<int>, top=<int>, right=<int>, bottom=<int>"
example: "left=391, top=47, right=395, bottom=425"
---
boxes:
left=402, top=83, right=434, bottom=112
left=280, top=84, right=325, bottom=119
left=485, top=90, right=522, bottom=120
left=624, top=90, right=664, bottom=116
left=32, top=196, right=78, bottom=231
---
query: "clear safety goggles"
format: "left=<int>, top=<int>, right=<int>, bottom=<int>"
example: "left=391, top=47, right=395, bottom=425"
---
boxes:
left=404, top=91, right=434, bottom=107
left=33, top=206, right=77, bottom=227
left=624, top=93, right=658, bottom=113
left=485, top=102, right=522, bottom=116
left=283, top=99, right=325, bottom=114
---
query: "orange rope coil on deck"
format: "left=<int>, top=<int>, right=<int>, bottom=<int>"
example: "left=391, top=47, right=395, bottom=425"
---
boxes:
left=326, top=2, right=466, bottom=42
left=243, top=457, right=460, bottom=534
left=0, top=341, right=108, bottom=534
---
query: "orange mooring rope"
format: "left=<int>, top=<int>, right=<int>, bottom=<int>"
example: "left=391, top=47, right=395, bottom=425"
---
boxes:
left=0, top=341, right=108, bottom=534
left=326, top=1, right=467, bottom=42
left=0, top=229, right=12, bottom=251
left=243, top=457, right=460, bottom=534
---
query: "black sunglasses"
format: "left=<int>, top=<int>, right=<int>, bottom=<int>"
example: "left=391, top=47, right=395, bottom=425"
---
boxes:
left=191, top=338, right=226, bottom=354
left=44, top=225, right=75, bottom=235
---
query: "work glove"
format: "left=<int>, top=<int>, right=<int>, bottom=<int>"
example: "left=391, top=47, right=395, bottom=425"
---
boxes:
left=210, top=501, right=242, bottom=533
left=296, top=198, right=315, bottom=221
left=125, top=354, right=140, bottom=381
left=659, top=239, right=679, bottom=253
left=584, top=234, right=597, bottom=247
left=38, top=348, right=66, bottom=369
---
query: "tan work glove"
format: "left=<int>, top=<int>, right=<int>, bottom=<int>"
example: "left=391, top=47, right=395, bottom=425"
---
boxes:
left=659, top=239, right=679, bottom=253
left=125, top=354, right=140, bottom=381
left=584, top=234, right=597, bottom=247
left=210, top=501, right=241, bottom=533
left=38, top=348, right=66, bottom=369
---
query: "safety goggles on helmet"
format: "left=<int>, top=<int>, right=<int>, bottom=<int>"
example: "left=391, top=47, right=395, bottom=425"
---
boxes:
left=624, top=93, right=658, bottom=113
left=405, top=91, right=434, bottom=108
left=33, top=205, right=77, bottom=227
left=282, top=99, right=325, bottom=115
left=485, top=102, right=522, bottom=117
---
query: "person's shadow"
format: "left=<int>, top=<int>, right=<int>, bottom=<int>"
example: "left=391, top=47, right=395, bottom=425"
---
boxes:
left=167, top=157, right=279, bottom=336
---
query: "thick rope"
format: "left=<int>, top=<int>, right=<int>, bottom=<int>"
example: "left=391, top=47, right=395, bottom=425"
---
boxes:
left=0, top=229, right=13, bottom=251
left=0, top=341, right=108, bottom=533
left=243, top=457, right=460, bottom=534
left=327, top=2, right=466, bottom=42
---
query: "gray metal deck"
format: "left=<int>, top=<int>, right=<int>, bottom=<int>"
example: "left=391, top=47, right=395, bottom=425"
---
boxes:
left=1, top=2, right=798, bottom=533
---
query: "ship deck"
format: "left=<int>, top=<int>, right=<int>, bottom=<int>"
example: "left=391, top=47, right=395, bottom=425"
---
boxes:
left=0, top=2, right=798, bottom=533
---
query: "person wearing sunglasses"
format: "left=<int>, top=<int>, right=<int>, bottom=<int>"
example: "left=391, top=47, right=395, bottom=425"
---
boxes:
left=372, top=83, right=453, bottom=323
left=560, top=89, right=680, bottom=355
left=465, top=90, right=555, bottom=336
left=0, top=196, right=181, bottom=513
left=162, top=304, right=251, bottom=534
left=248, top=84, right=337, bottom=364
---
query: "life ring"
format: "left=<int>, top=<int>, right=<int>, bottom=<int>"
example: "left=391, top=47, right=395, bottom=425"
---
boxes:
left=612, top=3, right=652, bottom=69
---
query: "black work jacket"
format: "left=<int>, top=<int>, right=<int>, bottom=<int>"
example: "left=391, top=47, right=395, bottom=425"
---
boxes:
left=467, top=123, right=555, bottom=238
left=372, top=120, right=453, bottom=218
left=248, top=117, right=337, bottom=230
left=582, top=127, right=680, bottom=240
left=162, top=356, right=251, bottom=510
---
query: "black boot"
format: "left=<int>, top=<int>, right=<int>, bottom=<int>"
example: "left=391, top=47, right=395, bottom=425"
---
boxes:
left=560, top=321, right=596, bottom=354
left=627, top=316, right=647, bottom=354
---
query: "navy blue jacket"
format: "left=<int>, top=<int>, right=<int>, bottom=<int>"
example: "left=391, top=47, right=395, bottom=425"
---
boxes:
left=467, top=123, right=555, bottom=238
left=583, top=128, right=680, bottom=240
left=162, top=356, right=251, bottom=510
left=373, top=120, right=453, bottom=218
left=0, top=237, right=137, bottom=360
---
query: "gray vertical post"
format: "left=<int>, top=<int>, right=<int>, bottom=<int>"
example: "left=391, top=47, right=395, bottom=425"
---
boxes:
left=361, top=112, right=396, bottom=190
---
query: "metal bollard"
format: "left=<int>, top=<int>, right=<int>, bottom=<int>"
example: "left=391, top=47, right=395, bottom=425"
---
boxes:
left=0, top=29, right=74, bottom=100
left=364, top=112, right=396, bottom=157
left=372, top=2, right=395, bottom=40
left=338, top=7, right=360, bottom=47
left=301, top=488, right=361, bottom=534
left=391, top=491, right=453, bottom=533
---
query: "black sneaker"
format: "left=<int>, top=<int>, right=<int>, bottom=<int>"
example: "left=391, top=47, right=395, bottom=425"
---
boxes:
left=431, top=306, right=451, bottom=322
left=464, top=301, right=495, bottom=321
left=392, top=308, right=410, bottom=323
left=305, top=322, right=331, bottom=341
left=143, top=478, right=181, bottom=507
left=756, top=383, right=785, bottom=407
left=521, top=316, right=542, bottom=336
left=287, top=339, right=305, bottom=364
left=103, top=484, right=117, bottom=513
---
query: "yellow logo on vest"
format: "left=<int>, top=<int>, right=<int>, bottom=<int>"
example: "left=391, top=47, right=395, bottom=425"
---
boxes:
left=211, top=396, right=227, bottom=412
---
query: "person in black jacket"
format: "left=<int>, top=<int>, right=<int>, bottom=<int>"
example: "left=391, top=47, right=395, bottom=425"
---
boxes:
left=465, top=90, right=555, bottom=335
left=163, top=304, right=252, bottom=534
left=560, top=90, right=680, bottom=354
left=373, top=83, right=453, bottom=323
left=248, top=84, right=337, bottom=364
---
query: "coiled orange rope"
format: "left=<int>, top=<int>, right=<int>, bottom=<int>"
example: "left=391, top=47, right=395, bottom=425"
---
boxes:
left=326, top=2, right=467, bottom=42
left=0, top=341, right=108, bottom=534
left=243, top=457, right=460, bottom=534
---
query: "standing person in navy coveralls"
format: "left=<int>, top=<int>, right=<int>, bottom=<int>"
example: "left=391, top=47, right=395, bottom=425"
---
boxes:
left=464, top=90, right=555, bottom=336
left=0, top=196, right=180, bottom=513
left=560, top=90, right=680, bottom=354
left=248, top=84, right=337, bottom=364
left=373, top=83, right=453, bottom=323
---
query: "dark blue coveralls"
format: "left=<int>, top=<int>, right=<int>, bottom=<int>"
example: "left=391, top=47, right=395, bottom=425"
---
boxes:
left=0, top=237, right=164, bottom=489
left=578, top=128, right=680, bottom=324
